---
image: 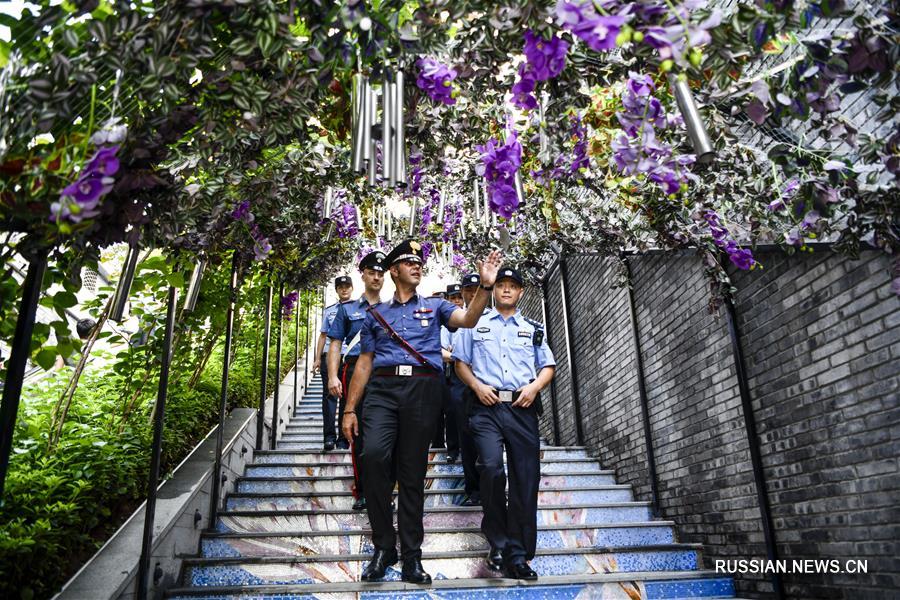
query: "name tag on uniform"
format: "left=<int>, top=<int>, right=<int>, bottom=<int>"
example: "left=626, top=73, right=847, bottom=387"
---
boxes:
left=477, top=327, right=490, bottom=333
left=499, top=391, right=513, bottom=403
left=518, top=331, right=531, bottom=338
left=421, top=319, right=429, bottom=327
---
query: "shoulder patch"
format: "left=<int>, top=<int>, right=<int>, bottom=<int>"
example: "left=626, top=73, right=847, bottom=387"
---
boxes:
left=523, top=316, right=544, bottom=330
left=476, top=326, right=491, bottom=333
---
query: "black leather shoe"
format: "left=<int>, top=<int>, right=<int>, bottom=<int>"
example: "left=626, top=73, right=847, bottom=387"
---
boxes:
left=460, top=494, right=481, bottom=507
left=446, top=453, right=458, bottom=464
left=336, top=440, right=349, bottom=450
left=323, top=441, right=335, bottom=451
left=352, top=497, right=366, bottom=511
left=486, top=547, right=504, bottom=572
left=360, top=548, right=397, bottom=581
left=503, top=562, right=538, bottom=581
left=401, top=558, right=432, bottom=584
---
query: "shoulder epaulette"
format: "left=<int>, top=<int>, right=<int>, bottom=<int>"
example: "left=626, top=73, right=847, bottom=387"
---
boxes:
left=524, top=316, right=544, bottom=330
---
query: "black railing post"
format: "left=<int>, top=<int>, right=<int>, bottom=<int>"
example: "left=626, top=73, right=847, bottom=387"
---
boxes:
left=303, top=295, right=310, bottom=391
left=0, top=254, right=48, bottom=500
left=539, top=279, right=561, bottom=446
left=271, top=282, right=284, bottom=450
left=207, top=252, right=239, bottom=531
left=557, top=252, right=585, bottom=445
left=724, top=292, right=784, bottom=599
left=293, top=290, right=300, bottom=410
left=135, top=279, right=178, bottom=600
left=255, top=284, right=273, bottom=450
left=623, top=256, right=661, bottom=517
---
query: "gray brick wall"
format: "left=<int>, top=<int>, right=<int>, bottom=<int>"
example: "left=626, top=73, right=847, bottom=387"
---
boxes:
left=534, top=248, right=899, bottom=598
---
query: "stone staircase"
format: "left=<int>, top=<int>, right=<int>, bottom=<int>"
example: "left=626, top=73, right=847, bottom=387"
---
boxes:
left=167, top=376, right=737, bottom=599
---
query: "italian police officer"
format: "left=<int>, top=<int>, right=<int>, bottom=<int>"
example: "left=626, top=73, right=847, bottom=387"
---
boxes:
left=325, top=251, right=386, bottom=511
left=341, top=239, right=502, bottom=584
left=314, top=276, right=354, bottom=451
left=453, top=266, right=556, bottom=581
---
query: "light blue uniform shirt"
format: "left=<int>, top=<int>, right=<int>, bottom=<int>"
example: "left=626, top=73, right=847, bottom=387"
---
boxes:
left=360, top=293, right=459, bottom=372
left=321, top=303, right=348, bottom=354
left=440, top=326, right=453, bottom=351
left=452, top=308, right=556, bottom=390
left=326, top=297, right=373, bottom=357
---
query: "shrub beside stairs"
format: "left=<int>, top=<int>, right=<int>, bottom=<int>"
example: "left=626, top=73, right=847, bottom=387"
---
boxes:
left=166, top=376, right=739, bottom=599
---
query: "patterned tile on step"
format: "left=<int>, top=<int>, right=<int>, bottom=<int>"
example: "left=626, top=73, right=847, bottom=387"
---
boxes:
left=225, top=488, right=632, bottom=512
left=217, top=504, right=654, bottom=534
left=204, top=526, right=675, bottom=558
left=170, top=578, right=734, bottom=599
left=188, top=548, right=699, bottom=587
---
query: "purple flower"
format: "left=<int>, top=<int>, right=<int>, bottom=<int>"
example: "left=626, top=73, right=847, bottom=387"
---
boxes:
left=61, top=177, right=106, bottom=207
left=511, top=64, right=538, bottom=110
left=416, top=58, right=458, bottom=105
left=703, top=210, right=756, bottom=270
left=476, top=132, right=523, bottom=218
left=728, top=246, right=756, bottom=270
left=84, top=145, right=121, bottom=177
left=557, top=1, right=628, bottom=52
left=335, top=201, right=360, bottom=238
left=231, top=200, right=253, bottom=222
left=452, top=253, right=468, bottom=270
left=281, top=291, right=299, bottom=318
left=523, top=30, right=569, bottom=80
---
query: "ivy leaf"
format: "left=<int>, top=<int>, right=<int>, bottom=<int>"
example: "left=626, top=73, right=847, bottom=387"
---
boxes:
left=54, top=291, right=78, bottom=308
left=34, top=348, right=58, bottom=370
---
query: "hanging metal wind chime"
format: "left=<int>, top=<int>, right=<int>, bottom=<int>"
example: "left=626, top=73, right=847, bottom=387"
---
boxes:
left=669, top=75, right=715, bottom=164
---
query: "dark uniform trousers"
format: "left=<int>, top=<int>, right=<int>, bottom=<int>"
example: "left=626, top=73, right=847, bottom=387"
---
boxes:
left=448, top=371, right=479, bottom=496
left=361, top=374, right=442, bottom=561
left=338, top=358, right=364, bottom=497
left=320, top=353, right=339, bottom=446
left=468, top=391, right=541, bottom=565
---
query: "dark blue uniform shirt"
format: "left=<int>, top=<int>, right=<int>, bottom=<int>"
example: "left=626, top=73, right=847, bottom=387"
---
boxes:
left=326, top=296, right=375, bottom=358
left=360, top=293, right=459, bottom=371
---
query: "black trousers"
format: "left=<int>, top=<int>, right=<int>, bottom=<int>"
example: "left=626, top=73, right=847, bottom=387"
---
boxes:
left=449, top=378, right=479, bottom=496
left=321, top=353, right=338, bottom=444
left=468, top=392, right=540, bottom=565
left=337, top=359, right=365, bottom=497
left=361, top=374, right=442, bottom=560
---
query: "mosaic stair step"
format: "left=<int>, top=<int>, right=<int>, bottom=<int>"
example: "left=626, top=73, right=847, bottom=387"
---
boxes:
left=235, top=473, right=620, bottom=494
left=225, top=486, right=634, bottom=511
left=284, top=425, right=330, bottom=433
left=217, top=502, right=655, bottom=532
left=183, top=545, right=704, bottom=586
left=242, top=462, right=613, bottom=480
left=204, top=521, right=682, bottom=556
left=251, top=455, right=606, bottom=471
left=268, top=447, right=592, bottom=460
left=166, top=570, right=736, bottom=599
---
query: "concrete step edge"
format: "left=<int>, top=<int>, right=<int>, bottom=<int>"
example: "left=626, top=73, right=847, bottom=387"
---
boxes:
left=204, top=519, right=678, bottom=538
left=164, top=570, right=730, bottom=597
left=236, top=472, right=620, bottom=482
left=184, top=543, right=704, bottom=565
left=228, top=485, right=630, bottom=496
left=218, top=500, right=652, bottom=517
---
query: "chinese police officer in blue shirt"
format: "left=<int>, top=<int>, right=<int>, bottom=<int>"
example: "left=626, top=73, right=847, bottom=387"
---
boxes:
left=453, top=266, right=556, bottom=581
left=314, top=276, right=353, bottom=451
left=341, top=239, right=502, bottom=584
left=325, top=250, right=386, bottom=512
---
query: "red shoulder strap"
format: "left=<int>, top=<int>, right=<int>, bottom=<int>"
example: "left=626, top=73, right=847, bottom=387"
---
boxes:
left=367, top=305, right=435, bottom=370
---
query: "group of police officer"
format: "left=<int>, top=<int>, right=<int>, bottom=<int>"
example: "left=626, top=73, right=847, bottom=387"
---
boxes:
left=314, top=239, right=556, bottom=584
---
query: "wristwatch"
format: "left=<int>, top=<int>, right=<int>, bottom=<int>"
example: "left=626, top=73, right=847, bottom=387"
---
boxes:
left=480, top=284, right=494, bottom=291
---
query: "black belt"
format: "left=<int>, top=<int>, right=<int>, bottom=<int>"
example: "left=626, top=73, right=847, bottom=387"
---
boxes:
left=373, top=366, right=439, bottom=378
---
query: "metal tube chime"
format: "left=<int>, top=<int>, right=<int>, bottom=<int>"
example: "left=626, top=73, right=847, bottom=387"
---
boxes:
left=110, top=240, right=140, bottom=322
left=382, top=72, right=394, bottom=186
left=183, top=256, right=206, bottom=313
left=393, top=70, right=407, bottom=187
left=271, top=282, right=284, bottom=450
left=473, top=177, right=481, bottom=223
left=135, top=277, right=179, bottom=600
left=351, top=74, right=369, bottom=173
left=256, top=284, right=273, bottom=450
left=207, top=252, right=240, bottom=530
left=408, top=198, right=417, bottom=237
left=670, top=75, right=715, bottom=164
left=436, top=188, right=446, bottom=225
left=367, top=87, right=379, bottom=186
